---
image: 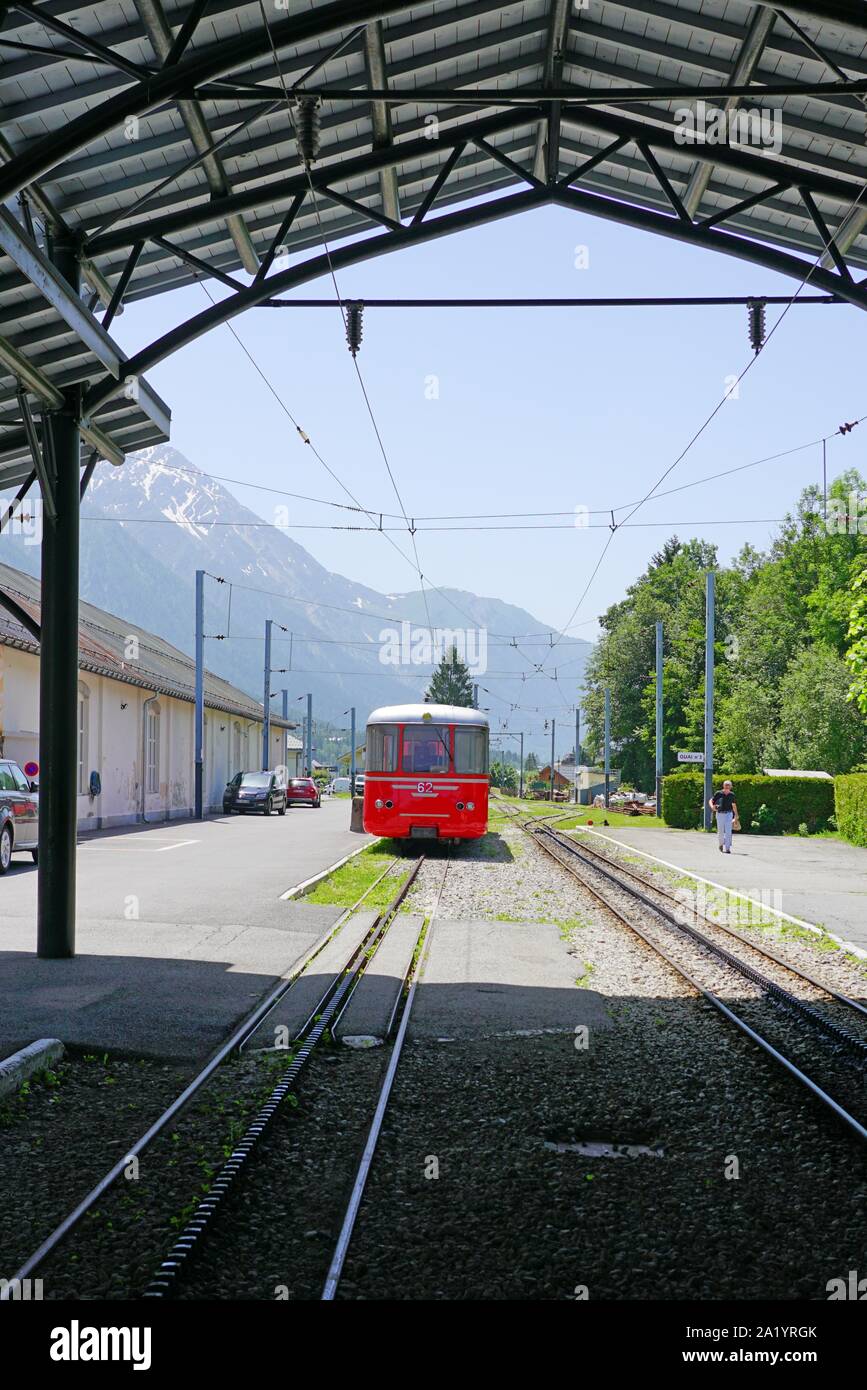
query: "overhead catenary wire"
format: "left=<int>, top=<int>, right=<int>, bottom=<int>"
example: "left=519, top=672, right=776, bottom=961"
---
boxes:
left=254, top=0, right=441, bottom=651
left=536, top=172, right=867, bottom=670
left=119, top=410, right=863, bottom=525
left=79, top=513, right=804, bottom=532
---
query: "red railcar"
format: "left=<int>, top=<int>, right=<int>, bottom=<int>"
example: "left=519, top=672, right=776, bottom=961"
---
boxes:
left=362, top=703, right=490, bottom=842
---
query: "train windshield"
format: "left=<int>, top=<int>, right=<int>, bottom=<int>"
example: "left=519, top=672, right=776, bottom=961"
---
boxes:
left=454, top=726, right=488, bottom=774
left=366, top=724, right=399, bottom=772
left=401, top=724, right=451, bottom=774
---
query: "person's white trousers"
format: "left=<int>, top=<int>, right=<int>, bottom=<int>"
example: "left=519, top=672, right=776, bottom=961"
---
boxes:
left=717, top=810, right=733, bottom=851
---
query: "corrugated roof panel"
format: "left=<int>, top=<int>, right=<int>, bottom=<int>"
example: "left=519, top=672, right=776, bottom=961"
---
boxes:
left=2, top=0, right=867, bottom=493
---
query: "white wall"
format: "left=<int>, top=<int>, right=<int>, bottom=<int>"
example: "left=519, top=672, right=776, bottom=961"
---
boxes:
left=0, top=643, right=273, bottom=829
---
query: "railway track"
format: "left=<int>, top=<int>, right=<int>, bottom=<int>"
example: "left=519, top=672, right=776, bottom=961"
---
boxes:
left=322, top=853, right=450, bottom=1300
left=523, top=818, right=867, bottom=1146
left=1, top=854, right=427, bottom=1300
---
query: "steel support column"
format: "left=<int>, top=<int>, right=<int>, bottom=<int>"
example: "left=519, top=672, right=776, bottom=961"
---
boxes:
left=703, top=572, right=715, bottom=832
left=37, top=234, right=81, bottom=958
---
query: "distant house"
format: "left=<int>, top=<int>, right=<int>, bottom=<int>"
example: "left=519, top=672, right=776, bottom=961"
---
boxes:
left=339, top=745, right=366, bottom=771
left=761, top=768, right=833, bottom=779
left=0, top=560, right=298, bottom=827
left=575, top=765, right=622, bottom=805
left=285, top=734, right=303, bottom=777
left=536, top=765, right=573, bottom=797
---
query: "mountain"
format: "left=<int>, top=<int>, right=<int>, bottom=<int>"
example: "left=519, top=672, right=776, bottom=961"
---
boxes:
left=0, top=446, right=591, bottom=752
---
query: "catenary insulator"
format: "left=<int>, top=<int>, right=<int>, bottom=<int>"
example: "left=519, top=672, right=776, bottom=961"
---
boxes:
left=296, top=96, right=321, bottom=165
left=747, top=298, right=766, bottom=354
left=345, top=301, right=364, bottom=357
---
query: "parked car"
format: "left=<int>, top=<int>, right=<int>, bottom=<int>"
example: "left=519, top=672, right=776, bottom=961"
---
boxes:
left=328, top=776, right=352, bottom=795
left=223, top=771, right=287, bottom=816
left=0, top=758, right=39, bottom=872
left=286, top=777, right=321, bottom=808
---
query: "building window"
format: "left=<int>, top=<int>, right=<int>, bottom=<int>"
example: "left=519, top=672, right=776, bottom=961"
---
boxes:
left=233, top=722, right=241, bottom=773
left=146, top=702, right=160, bottom=794
left=77, top=682, right=90, bottom=794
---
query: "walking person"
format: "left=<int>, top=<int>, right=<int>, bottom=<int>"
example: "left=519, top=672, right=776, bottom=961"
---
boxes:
left=709, top=779, right=738, bottom=854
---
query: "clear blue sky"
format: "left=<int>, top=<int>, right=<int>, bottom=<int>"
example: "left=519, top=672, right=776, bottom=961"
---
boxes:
left=112, top=199, right=867, bottom=643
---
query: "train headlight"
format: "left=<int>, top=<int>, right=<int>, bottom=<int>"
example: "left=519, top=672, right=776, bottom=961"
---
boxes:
left=375, top=798, right=384, bottom=809
left=455, top=801, right=465, bottom=811
left=467, top=801, right=475, bottom=811
left=385, top=799, right=394, bottom=809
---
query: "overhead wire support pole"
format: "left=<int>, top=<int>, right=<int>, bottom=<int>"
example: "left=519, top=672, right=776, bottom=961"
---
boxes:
left=37, top=227, right=82, bottom=960
left=604, top=687, right=611, bottom=811
left=655, top=622, right=664, bottom=816
left=550, top=718, right=555, bottom=802
left=703, top=572, right=716, bottom=832
left=575, top=705, right=580, bottom=804
left=194, top=570, right=205, bottom=820
left=348, top=706, right=357, bottom=795
left=262, top=618, right=272, bottom=771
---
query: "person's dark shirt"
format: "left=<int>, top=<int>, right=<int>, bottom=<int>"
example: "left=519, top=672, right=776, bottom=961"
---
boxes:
left=712, top=790, right=736, bottom=813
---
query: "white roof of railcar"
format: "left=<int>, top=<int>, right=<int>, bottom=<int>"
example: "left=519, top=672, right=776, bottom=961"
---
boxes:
left=366, top=704, right=489, bottom=728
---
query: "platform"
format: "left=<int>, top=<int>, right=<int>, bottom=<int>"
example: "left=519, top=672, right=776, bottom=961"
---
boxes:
left=409, top=918, right=611, bottom=1040
left=335, top=913, right=423, bottom=1043
left=585, top=827, right=867, bottom=954
left=0, top=800, right=373, bottom=1062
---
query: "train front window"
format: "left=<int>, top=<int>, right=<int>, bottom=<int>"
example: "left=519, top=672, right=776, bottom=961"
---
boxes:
left=367, top=724, right=399, bottom=772
left=454, top=726, right=488, bottom=774
left=401, top=725, right=451, bottom=774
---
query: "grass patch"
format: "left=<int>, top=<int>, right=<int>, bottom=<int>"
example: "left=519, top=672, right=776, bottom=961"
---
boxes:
left=305, top=843, right=408, bottom=910
left=490, top=798, right=664, bottom=830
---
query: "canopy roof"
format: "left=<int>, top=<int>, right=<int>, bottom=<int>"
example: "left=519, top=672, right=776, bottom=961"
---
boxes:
left=1, top=0, right=866, bottom=491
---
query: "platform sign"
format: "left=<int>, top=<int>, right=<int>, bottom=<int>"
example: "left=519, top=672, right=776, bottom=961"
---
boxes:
left=24, top=760, right=39, bottom=778
left=676, top=751, right=704, bottom=764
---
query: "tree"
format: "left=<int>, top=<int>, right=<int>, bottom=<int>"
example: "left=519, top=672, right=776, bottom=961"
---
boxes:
left=490, top=760, right=518, bottom=791
left=715, top=681, right=779, bottom=773
left=845, top=562, right=867, bottom=714
left=525, top=751, right=539, bottom=771
left=425, top=644, right=475, bottom=706
left=777, top=644, right=866, bottom=775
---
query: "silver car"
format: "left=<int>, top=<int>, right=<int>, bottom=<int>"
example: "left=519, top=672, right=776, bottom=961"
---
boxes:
left=0, top=759, right=39, bottom=872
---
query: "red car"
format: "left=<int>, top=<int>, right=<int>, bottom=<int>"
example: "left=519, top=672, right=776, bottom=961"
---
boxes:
left=286, top=777, right=321, bottom=808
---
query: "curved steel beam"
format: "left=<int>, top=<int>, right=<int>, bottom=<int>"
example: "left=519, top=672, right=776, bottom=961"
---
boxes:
left=0, top=0, right=418, bottom=206
left=83, top=179, right=867, bottom=419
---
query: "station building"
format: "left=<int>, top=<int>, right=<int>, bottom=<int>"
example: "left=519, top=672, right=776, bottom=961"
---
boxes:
left=0, top=561, right=296, bottom=827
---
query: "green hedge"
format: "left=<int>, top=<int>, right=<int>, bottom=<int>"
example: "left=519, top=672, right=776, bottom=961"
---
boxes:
left=662, top=772, right=835, bottom=832
left=835, top=774, right=867, bottom=847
